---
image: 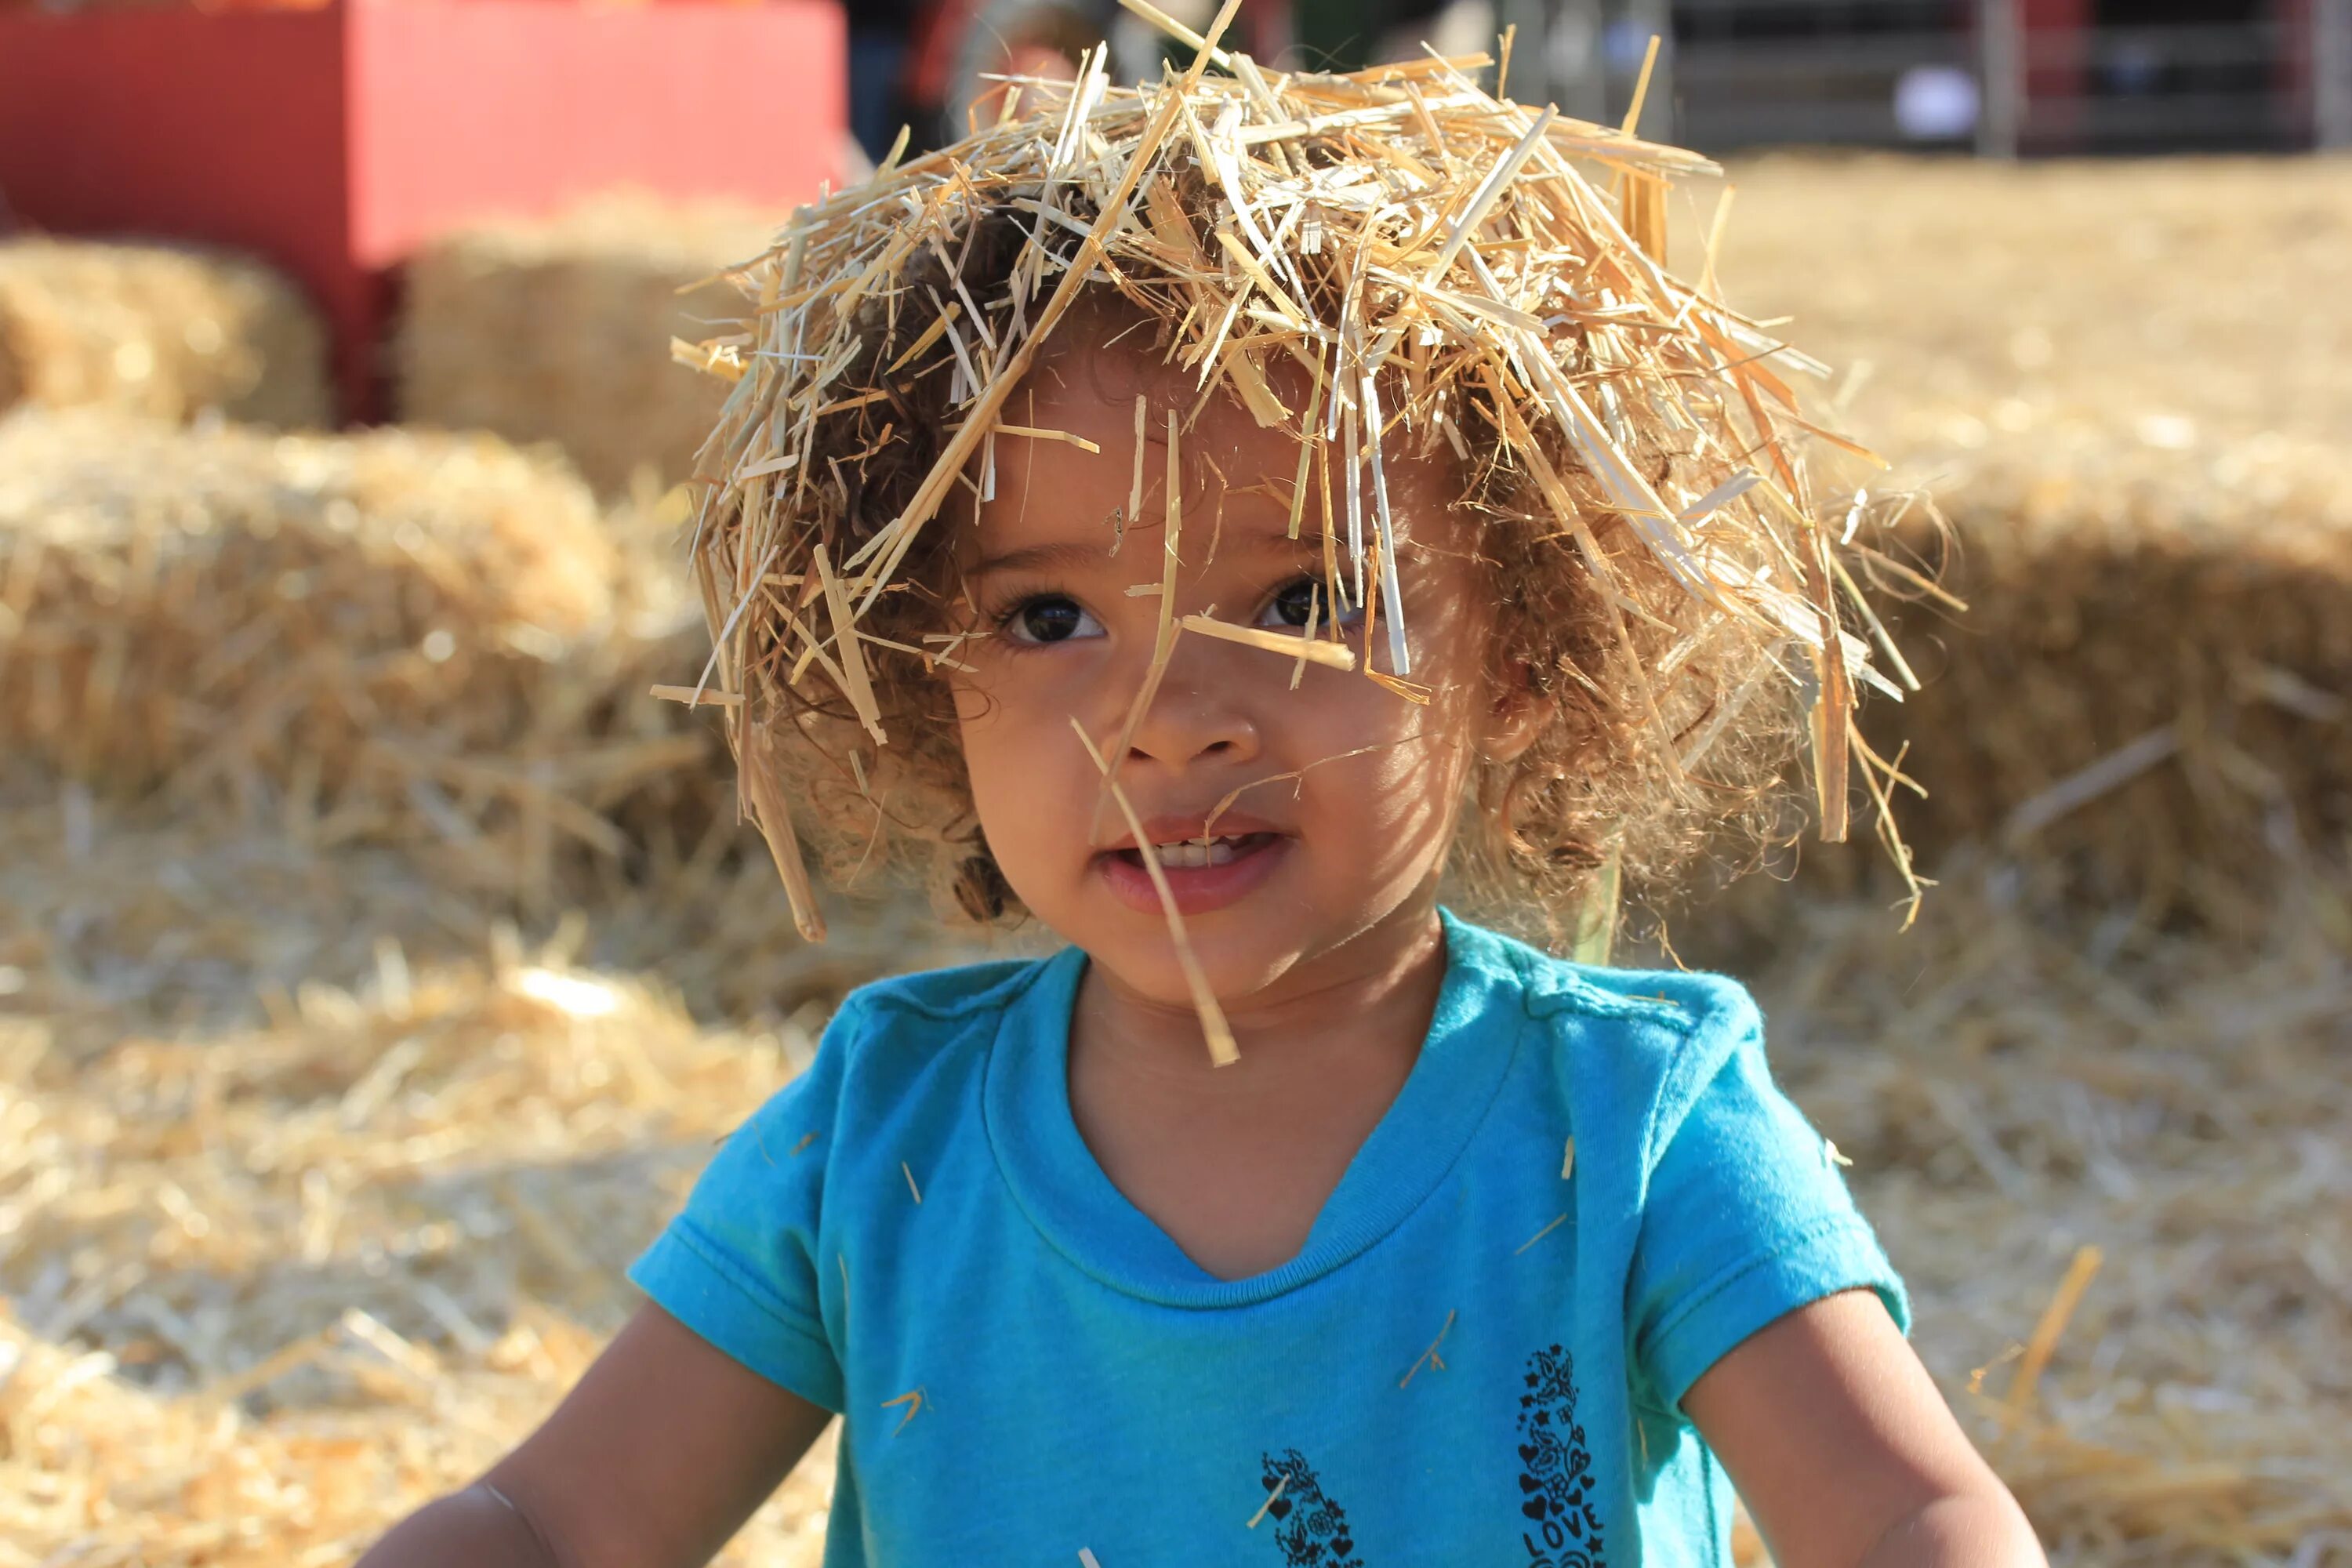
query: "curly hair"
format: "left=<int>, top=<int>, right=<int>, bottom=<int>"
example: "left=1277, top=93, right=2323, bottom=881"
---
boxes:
left=687, top=66, right=1903, bottom=950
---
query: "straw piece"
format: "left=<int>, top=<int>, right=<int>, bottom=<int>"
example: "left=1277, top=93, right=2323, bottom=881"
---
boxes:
left=648, top=684, right=746, bottom=710
left=882, top=1388, right=925, bottom=1434
left=742, top=721, right=829, bottom=944
left=813, top=544, right=886, bottom=746
left=988, top=423, right=1102, bottom=453
left=1397, top=1308, right=1456, bottom=1388
left=1514, top=1213, right=1567, bottom=1254
left=1179, top=613, right=1354, bottom=670
left=1070, top=718, right=1239, bottom=1066
left=1290, top=590, right=1320, bottom=690
left=1090, top=412, right=1191, bottom=844
left=1422, top=106, right=1556, bottom=285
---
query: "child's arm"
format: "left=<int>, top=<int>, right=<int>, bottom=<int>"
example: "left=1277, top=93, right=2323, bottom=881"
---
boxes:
left=358, top=1302, right=835, bottom=1568
left=1684, top=1289, right=2045, bottom=1568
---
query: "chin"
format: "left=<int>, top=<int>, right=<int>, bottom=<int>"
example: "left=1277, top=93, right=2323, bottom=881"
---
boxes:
left=1082, top=917, right=1306, bottom=1009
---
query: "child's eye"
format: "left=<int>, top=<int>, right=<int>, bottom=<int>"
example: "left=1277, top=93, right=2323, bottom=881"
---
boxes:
left=1000, top=594, right=1105, bottom=646
left=1254, top=578, right=1359, bottom=632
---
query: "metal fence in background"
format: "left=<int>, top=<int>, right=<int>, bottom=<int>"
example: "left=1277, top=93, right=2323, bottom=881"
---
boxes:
left=1491, top=0, right=2352, bottom=155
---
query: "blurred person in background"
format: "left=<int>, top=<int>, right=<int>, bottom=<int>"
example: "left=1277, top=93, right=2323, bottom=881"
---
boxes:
left=855, top=0, right=1497, bottom=159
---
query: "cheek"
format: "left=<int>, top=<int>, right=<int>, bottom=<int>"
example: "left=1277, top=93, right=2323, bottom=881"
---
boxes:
left=1282, top=677, right=1479, bottom=858
left=949, top=673, right=1025, bottom=803
left=949, top=668, right=1087, bottom=870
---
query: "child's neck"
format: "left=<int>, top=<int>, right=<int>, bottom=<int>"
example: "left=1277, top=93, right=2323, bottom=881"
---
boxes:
left=1074, top=890, right=1447, bottom=1083
left=1063, top=891, right=1448, bottom=1280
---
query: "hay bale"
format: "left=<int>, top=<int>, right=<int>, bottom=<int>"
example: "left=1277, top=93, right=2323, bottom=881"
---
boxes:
left=396, top=194, right=780, bottom=495
left=0, top=237, right=330, bottom=427
left=0, top=412, right=850, bottom=949
left=1673, top=157, right=2352, bottom=932
left=1792, top=426, right=2352, bottom=935
left=0, top=410, right=720, bottom=902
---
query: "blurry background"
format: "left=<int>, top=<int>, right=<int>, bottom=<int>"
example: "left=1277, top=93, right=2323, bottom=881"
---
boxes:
left=0, top=2, right=2346, bottom=1563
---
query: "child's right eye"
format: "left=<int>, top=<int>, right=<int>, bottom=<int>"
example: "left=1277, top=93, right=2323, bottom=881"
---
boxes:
left=1001, top=595, right=1104, bottom=646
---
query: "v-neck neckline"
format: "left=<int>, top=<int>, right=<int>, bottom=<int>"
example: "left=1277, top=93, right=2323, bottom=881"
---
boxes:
left=982, top=909, right=1528, bottom=1308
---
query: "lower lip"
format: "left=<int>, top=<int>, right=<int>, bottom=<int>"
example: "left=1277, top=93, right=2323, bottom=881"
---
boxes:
left=1093, top=834, right=1290, bottom=916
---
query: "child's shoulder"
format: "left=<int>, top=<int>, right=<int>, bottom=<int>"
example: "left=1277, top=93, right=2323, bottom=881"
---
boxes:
left=837, top=951, right=1059, bottom=1026
left=1443, top=910, right=1762, bottom=1040
left=1443, top=913, right=1769, bottom=1150
left=813, top=951, right=1073, bottom=1072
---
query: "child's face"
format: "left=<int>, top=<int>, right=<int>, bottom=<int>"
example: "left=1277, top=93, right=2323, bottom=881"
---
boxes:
left=948, top=339, right=1511, bottom=1011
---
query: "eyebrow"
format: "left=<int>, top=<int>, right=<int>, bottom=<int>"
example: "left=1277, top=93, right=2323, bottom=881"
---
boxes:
left=972, top=529, right=1321, bottom=578
left=969, top=540, right=1109, bottom=578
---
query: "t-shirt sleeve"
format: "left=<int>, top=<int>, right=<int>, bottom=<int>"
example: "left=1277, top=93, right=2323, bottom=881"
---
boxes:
left=1625, top=997, right=1909, bottom=1417
left=626, top=996, right=863, bottom=1413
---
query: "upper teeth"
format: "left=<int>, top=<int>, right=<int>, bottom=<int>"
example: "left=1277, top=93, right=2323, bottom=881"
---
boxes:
left=1153, top=836, right=1244, bottom=869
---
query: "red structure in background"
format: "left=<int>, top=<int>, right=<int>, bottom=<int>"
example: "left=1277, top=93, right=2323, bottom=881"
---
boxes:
left=0, top=0, right=845, bottom=421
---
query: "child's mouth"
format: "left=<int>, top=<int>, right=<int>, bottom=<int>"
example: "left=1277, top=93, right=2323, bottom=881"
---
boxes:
left=1095, top=832, right=1287, bottom=916
left=1113, top=832, right=1274, bottom=871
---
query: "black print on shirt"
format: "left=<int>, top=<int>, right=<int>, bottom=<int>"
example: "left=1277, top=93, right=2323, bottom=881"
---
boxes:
left=1258, top=1449, right=1364, bottom=1568
left=1514, top=1344, right=1605, bottom=1566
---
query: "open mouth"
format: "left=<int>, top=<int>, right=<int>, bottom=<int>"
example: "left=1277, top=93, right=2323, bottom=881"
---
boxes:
left=1095, top=829, right=1289, bottom=916
left=1114, top=832, right=1278, bottom=871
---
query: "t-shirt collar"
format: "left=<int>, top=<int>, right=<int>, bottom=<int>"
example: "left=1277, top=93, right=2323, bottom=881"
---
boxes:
left=982, top=909, right=1526, bottom=1308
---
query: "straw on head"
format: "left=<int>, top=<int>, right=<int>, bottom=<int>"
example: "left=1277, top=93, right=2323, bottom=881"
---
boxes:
left=681, top=28, right=1913, bottom=946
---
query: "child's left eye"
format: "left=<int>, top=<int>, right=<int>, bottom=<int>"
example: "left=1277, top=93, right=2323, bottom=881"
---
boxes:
left=1254, top=578, right=1357, bottom=632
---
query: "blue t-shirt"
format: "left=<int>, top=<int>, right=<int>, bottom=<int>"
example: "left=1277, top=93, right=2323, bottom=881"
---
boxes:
left=630, top=910, right=1906, bottom=1567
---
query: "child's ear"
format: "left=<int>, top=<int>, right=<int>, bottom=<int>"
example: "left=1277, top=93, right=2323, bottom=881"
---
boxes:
left=1482, top=660, right=1552, bottom=764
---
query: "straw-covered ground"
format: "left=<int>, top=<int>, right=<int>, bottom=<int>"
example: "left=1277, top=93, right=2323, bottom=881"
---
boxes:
left=2, top=156, right=2347, bottom=1565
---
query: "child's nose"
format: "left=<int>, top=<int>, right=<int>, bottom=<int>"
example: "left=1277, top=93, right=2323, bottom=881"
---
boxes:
left=1125, top=669, right=1261, bottom=768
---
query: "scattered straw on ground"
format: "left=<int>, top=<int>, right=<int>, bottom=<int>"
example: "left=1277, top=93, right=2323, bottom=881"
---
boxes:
left=396, top=194, right=782, bottom=495
left=1740, top=879, right=2352, bottom=1564
left=0, top=238, right=329, bottom=429
left=0, top=930, right=848, bottom=1568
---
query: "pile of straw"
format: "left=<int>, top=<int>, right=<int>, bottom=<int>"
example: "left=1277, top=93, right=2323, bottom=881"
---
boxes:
left=1743, top=880, right=2352, bottom=1563
left=396, top=195, right=782, bottom=495
left=1693, top=156, right=2352, bottom=929
left=0, top=238, right=328, bottom=428
left=0, top=411, right=720, bottom=906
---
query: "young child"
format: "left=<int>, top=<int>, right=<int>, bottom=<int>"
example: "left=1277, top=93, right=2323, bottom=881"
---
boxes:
left=363, top=27, right=2040, bottom=1568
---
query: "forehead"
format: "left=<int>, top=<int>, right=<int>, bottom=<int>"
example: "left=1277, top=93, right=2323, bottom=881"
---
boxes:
left=970, top=304, right=1458, bottom=561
